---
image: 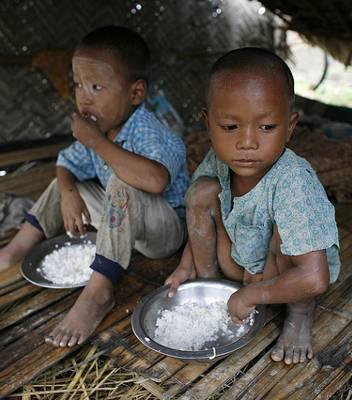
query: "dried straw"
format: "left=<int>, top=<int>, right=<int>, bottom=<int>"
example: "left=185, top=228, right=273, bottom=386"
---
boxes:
left=8, top=345, right=159, bottom=399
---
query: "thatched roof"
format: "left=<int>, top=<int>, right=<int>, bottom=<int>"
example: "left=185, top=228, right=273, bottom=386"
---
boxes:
left=259, top=0, right=352, bottom=65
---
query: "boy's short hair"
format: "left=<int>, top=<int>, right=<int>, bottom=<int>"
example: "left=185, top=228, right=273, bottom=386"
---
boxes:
left=77, top=25, right=150, bottom=83
left=208, top=47, right=295, bottom=111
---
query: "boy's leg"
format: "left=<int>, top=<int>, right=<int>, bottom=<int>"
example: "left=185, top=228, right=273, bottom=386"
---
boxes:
left=0, top=222, right=45, bottom=271
left=31, top=178, right=104, bottom=235
left=271, top=299, right=314, bottom=364
left=0, top=178, right=62, bottom=270
left=186, top=177, right=244, bottom=280
left=133, top=194, right=186, bottom=260
left=0, top=179, right=104, bottom=271
left=46, top=174, right=185, bottom=347
left=186, top=177, right=315, bottom=364
left=261, top=226, right=315, bottom=364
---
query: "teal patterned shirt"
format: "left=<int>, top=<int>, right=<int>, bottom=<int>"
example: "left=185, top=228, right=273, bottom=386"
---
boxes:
left=192, top=148, right=340, bottom=283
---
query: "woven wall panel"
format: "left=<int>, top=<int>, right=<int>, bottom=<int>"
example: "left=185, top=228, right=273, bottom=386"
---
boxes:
left=0, top=0, right=274, bottom=144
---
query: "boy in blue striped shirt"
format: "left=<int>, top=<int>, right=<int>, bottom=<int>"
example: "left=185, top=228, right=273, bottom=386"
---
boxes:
left=0, top=26, right=189, bottom=347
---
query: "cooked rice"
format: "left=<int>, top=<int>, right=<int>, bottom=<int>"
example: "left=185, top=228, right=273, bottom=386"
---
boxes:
left=153, top=301, right=245, bottom=351
left=38, top=241, right=95, bottom=285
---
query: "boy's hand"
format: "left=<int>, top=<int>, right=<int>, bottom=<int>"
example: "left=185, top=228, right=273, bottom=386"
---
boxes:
left=227, top=287, right=256, bottom=324
left=60, top=188, right=91, bottom=237
left=71, top=112, right=104, bottom=149
left=165, top=263, right=196, bottom=298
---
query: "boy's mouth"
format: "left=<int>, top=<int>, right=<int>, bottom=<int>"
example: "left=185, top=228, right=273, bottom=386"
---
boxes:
left=232, top=159, right=260, bottom=167
left=82, top=112, right=97, bottom=122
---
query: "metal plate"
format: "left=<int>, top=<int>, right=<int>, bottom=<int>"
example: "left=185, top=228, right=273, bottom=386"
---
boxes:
left=132, top=279, right=266, bottom=361
left=21, top=232, right=96, bottom=289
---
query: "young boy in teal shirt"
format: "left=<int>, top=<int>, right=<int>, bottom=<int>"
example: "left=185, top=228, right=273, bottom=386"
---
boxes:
left=166, top=48, right=340, bottom=365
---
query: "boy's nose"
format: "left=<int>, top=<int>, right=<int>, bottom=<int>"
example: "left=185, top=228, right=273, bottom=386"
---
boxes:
left=236, top=129, right=258, bottom=150
left=77, top=91, right=93, bottom=105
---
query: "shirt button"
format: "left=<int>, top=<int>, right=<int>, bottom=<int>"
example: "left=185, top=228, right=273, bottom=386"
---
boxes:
left=103, top=164, right=108, bottom=170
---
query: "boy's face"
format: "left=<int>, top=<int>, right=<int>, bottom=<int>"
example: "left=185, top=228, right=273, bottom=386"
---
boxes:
left=72, top=48, right=143, bottom=136
left=205, top=69, right=298, bottom=189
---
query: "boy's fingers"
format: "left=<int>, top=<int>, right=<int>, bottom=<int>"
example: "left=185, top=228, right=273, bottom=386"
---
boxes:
left=82, top=210, right=91, bottom=225
left=167, top=285, right=178, bottom=298
left=75, top=217, right=86, bottom=235
left=164, top=276, right=172, bottom=286
left=63, top=218, right=69, bottom=234
left=231, top=316, right=244, bottom=324
left=167, top=278, right=181, bottom=298
left=67, top=219, right=76, bottom=237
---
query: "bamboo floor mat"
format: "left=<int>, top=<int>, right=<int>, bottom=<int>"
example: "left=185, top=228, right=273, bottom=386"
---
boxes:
left=1, top=203, right=352, bottom=399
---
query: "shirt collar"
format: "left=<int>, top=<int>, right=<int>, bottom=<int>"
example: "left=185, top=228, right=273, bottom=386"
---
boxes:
left=115, top=103, right=146, bottom=144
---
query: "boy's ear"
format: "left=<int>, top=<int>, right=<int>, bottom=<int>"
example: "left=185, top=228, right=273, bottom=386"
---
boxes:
left=286, top=111, right=299, bottom=142
left=202, top=108, right=209, bottom=129
left=130, top=79, right=147, bottom=106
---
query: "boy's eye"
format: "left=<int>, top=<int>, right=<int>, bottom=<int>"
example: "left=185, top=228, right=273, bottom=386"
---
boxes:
left=74, top=82, right=82, bottom=89
left=92, top=84, right=103, bottom=91
left=221, top=124, right=238, bottom=131
left=260, top=124, right=277, bottom=132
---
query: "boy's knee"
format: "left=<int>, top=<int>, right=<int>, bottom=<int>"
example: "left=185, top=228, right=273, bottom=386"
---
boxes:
left=104, top=174, right=143, bottom=224
left=104, top=175, right=132, bottom=212
left=185, top=177, right=221, bottom=209
left=106, top=174, right=129, bottom=192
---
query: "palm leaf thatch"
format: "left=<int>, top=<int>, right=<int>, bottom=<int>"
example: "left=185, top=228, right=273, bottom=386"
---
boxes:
left=259, top=0, right=352, bottom=65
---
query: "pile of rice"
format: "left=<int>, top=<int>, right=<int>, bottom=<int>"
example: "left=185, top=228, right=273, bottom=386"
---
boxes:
left=38, top=241, right=96, bottom=285
left=153, top=301, right=246, bottom=351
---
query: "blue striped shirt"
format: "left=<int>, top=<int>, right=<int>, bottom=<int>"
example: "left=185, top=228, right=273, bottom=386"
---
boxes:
left=57, top=104, right=190, bottom=208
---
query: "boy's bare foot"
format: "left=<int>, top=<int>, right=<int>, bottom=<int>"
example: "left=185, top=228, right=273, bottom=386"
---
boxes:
left=0, top=222, right=45, bottom=271
left=45, top=271, right=114, bottom=347
left=271, top=300, right=314, bottom=364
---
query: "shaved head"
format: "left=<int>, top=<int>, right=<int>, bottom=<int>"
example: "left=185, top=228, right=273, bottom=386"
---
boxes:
left=207, top=47, right=295, bottom=111
left=77, top=25, right=150, bottom=83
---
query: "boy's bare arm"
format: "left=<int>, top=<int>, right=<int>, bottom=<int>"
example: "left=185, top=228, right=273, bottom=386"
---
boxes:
left=228, top=250, right=330, bottom=322
left=56, top=166, right=91, bottom=235
left=165, top=241, right=196, bottom=297
left=95, top=136, right=169, bottom=193
left=71, top=113, right=169, bottom=194
left=56, top=166, right=78, bottom=194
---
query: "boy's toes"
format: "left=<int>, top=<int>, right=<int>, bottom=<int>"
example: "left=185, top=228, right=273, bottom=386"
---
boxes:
left=292, top=348, right=301, bottom=364
left=45, top=326, right=61, bottom=345
left=271, top=343, right=285, bottom=362
left=68, top=334, right=80, bottom=347
left=284, top=347, right=294, bottom=365
left=284, top=346, right=313, bottom=364
left=300, top=350, right=306, bottom=363
left=45, top=331, right=64, bottom=347
left=44, top=335, right=55, bottom=346
left=299, top=345, right=313, bottom=363
left=78, top=334, right=88, bottom=345
left=307, top=345, right=313, bottom=360
left=45, top=330, right=85, bottom=348
left=59, top=333, right=71, bottom=347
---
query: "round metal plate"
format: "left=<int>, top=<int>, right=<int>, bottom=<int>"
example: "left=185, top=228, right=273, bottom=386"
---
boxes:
left=21, top=232, right=96, bottom=289
left=132, top=279, right=266, bottom=361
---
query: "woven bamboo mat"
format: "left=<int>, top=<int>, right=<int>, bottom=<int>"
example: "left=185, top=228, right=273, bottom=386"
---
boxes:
left=1, top=204, right=352, bottom=399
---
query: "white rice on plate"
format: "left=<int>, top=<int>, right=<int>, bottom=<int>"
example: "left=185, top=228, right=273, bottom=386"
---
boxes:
left=38, top=241, right=96, bottom=285
left=153, top=301, right=249, bottom=351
